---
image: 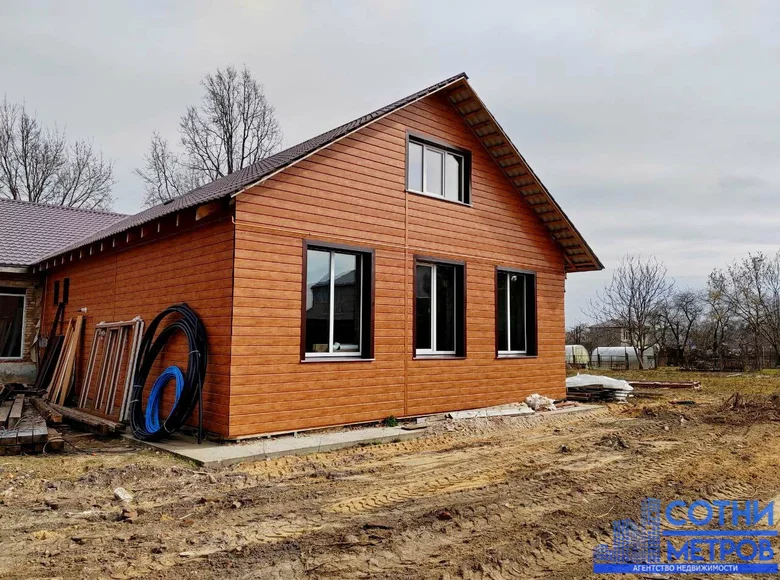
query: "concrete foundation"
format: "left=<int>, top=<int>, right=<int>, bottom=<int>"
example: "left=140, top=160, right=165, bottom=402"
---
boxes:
left=129, top=404, right=603, bottom=467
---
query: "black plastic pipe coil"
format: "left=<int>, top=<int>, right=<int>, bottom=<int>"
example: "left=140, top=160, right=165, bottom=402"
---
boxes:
left=129, top=303, right=208, bottom=442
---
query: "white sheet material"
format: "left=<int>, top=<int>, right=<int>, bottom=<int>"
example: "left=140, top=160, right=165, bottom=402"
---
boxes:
left=566, top=374, right=634, bottom=391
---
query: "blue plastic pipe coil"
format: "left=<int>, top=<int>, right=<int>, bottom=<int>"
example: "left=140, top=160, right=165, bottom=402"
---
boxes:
left=145, top=365, right=185, bottom=434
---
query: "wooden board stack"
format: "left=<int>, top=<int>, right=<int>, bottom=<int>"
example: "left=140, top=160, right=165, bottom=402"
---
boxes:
left=0, top=394, right=64, bottom=455
left=44, top=315, right=84, bottom=406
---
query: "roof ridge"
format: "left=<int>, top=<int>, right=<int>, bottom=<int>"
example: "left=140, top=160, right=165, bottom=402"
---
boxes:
left=0, top=197, right=127, bottom=217
left=35, top=72, right=600, bottom=272
left=141, top=72, right=471, bottom=212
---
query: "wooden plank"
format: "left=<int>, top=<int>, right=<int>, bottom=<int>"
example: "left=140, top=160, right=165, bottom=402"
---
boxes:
left=628, top=381, right=701, bottom=390
left=46, top=402, right=125, bottom=435
left=7, top=395, right=24, bottom=429
left=46, top=428, right=64, bottom=452
left=30, top=397, right=62, bottom=423
left=32, top=413, right=49, bottom=443
left=56, top=315, right=84, bottom=406
left=0, top=401, right=11, bottom=429
left=46, top=319, right=74, bottom=402
left=0, top=428, right=17, bottom=445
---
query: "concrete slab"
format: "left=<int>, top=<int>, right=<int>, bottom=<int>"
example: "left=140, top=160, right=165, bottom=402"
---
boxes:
left=129, top=426, right=424, bottom=467
left=447, top=407, right=534, bottom=420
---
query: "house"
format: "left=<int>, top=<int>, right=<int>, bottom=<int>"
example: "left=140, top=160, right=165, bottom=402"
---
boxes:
left=31, top=72, right=602, bottom=439
left=588, top=319, right=631, bottom=347
left=0, top=199, right=125, bottom=383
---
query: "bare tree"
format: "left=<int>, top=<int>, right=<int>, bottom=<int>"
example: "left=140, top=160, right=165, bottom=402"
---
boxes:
left=713, top=252, right=780, bottom=367
left=565, top=323, right=588, bottom=346
left=588, top=255, right=673, bottom=368
left=656, top=289, right=704, bottom=366
left=0, top=98, right=114, bottom=209
left=698, top=271, right=736, bottom=368
left=135, top=133, right=200, bottom=205
left=137, top=65, right=282, bottom=207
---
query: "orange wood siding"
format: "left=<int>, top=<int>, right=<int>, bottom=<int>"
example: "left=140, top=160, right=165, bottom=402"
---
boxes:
left=41, top=215, right=234, bottom=437
left=230, top=91, right=566, bottom=438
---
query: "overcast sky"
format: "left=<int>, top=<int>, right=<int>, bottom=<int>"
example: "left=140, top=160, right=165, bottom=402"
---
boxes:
left=2, top=1, right=778, bottom=326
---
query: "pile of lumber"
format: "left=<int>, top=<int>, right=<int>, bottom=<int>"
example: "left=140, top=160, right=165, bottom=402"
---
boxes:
left=47, top=401, right=125, bottom=436
left=628, top=380, right=701, bottom=390
left=44, top=315, right=84, bottom=405
left=566, top=386, right=630, bottom=403
left=0, top=393, right=64, bottom=455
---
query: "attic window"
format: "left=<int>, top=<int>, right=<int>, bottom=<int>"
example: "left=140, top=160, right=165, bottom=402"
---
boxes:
left=407, top=135, right=470, bottom=204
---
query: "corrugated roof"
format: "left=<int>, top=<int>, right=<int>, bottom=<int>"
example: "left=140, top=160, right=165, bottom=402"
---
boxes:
left=0, top=199, right=126, bottom=267
left=40, top=73, right=469, bottom=264
left=38, top=72, right=602, bottom=271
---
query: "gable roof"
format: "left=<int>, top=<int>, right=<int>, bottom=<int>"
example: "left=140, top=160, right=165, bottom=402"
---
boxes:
left=0, top=199, right=126, bottom=268
left=38, top=73, right=602, bottom=272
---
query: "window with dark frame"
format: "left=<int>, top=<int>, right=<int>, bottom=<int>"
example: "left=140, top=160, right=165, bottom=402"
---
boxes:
left=415, top=259, right=466, bottom=357
left=0, top=287, right=25, bottom=359
left=496, top=269, right=537, bottom=356
left=407, top=136, right=470, bottom=204
left=303, top=243, right=373, bottom=360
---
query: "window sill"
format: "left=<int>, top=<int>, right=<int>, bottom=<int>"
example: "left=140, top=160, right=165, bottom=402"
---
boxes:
left=496, top=354, right=538, bottom=359
left=413, top=355, right=466, bottom=361
left=406, top=189, right=472, bottom=208
left=301, top=357, right=375, bottom=364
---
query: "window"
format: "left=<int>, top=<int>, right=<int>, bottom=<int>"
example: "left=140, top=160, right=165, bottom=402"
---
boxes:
left=53, top=280, right=60, bottom=305
left=407, top=136, right=469, bottom=203
left=0, top=288, right=25, bottom=359
left=415, top=259, right=465, bottom=356
left=303, top=243, right=373, bottom=359
left=62, top=278, right=70, bottom=304
left=496, top=269, right=537, bottom=356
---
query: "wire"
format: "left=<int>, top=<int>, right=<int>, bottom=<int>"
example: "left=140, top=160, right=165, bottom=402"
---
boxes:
left=129, top=303, right=208, bottom=443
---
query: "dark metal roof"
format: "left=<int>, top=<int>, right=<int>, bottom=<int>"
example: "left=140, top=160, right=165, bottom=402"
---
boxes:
left=0, top=199, right=126, bottom=267
left=41, top=73, right=469, bottom=263
left=38, top=72, right=602, bottom=272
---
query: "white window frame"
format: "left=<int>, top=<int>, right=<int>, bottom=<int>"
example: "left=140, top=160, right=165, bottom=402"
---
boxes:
left=416, top=262, right=457, bottom=356
left=497, top=271, right=528, bottom=356
left=0, top=291, right=25, bottom=360
left=407, top=139, right=466, bottom=203
left=306, top=250, right=363, bottom=359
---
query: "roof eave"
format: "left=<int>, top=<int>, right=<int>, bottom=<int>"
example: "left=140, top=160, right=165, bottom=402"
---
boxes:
left=444, top=81, right=603, bottom=272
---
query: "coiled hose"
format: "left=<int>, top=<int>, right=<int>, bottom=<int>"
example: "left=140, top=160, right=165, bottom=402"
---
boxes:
left=144, top=365, right=184, bottom=433
left=129, top=303, right=208, bottom=442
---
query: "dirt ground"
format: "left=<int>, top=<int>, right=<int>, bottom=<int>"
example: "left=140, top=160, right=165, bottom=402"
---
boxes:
left=3, top=369, right=780, bottom=579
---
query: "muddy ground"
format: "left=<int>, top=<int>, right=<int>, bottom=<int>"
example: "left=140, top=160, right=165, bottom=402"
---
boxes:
left=3, top=369, right=780, bottom=579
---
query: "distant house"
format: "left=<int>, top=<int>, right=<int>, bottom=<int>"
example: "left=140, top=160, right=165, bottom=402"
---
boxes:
left=589, top=319, right=631, bottom=347
left=16, top=73, right=601, bottom=439
left=0, top=199, right=125, bottom=383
